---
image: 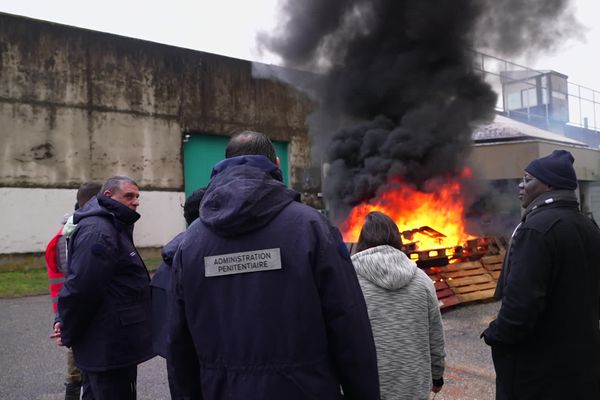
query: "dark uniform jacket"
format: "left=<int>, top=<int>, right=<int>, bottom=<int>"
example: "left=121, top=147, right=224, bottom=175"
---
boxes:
left=482, top=191, right=600, bottom=399
left=168, top=155, right=380, bottom=400
left=151, top=232, right=184, bottom=358
left=58, top=195, right=154, bottom=372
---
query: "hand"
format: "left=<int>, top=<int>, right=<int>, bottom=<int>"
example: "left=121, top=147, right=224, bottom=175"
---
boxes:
left=432, top=384, right=442, bottom=393
left=49, top=321, right=64, bottom=346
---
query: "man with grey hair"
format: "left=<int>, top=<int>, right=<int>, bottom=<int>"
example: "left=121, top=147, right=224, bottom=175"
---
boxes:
left=46, top=181, right=101, bottom=400
left=55, top=176, right=153, bottom=400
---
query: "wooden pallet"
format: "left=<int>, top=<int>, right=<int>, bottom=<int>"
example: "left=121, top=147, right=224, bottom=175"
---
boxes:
left=480, top=251, right=505, bottom=280
left=426, top=258, right=503, bottom=309
left=429, top=275, right=459, bottom=308
left=346, top=238, right=506, bottom=310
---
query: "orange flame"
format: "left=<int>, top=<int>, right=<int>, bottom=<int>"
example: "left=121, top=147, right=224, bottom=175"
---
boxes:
left=341, top=168, right=474, bottom=249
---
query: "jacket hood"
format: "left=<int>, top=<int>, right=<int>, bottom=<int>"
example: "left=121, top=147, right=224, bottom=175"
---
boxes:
left=161, top=232, right=185, bottom=266
left=62, top=215, right=77, bottom=238
left=351, top=245, right=418, bottom=290
left=73, top=195, right=140, bottom=226
left=201, top=155, right=300, bottom=237
left=61, top=212, right=72, bottom=225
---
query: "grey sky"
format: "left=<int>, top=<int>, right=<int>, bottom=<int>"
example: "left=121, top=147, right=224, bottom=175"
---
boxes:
left=1, top=0, right=598, bottom=90
left=526, top=0, right=600, bottom=90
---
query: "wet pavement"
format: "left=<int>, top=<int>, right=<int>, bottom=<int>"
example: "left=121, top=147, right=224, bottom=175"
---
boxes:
left=0, top=295, right=499, bottom=399
left=436, top=301, right=499, bottom=399
left=0, top=295, right=169, bottom=400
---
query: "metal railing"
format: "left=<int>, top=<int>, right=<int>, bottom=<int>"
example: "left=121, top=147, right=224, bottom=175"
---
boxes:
left=473, top=52, right=600, bottom=132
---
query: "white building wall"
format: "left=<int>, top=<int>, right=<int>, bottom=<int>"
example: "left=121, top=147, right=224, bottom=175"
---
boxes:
left=589, top=182, right=600, bottom=223
left=1, top=187, right=186, bottom=254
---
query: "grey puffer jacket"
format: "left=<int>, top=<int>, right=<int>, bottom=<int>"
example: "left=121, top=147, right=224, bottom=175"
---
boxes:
left=352, top=245, right=445, bottom=400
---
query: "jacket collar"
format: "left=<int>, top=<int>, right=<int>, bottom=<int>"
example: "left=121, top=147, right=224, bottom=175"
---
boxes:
left=97, top=194, right=141, bottom=225
left=210, top=155, right=283, bottom=182
left=522, top=190, right=578, bottom=221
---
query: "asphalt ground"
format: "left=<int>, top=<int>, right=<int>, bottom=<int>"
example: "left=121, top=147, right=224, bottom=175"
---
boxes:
left=0, top=295, right=499, bottom=399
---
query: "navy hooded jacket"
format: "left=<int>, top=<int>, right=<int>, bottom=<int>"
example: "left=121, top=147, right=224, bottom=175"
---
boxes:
left=167, top=155, right=380, bottom=400
left=151, top=232, right=184, bottom=358
left=58, top=194, right=154, bottom=372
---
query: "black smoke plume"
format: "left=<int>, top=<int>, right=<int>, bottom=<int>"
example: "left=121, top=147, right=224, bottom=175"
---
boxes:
left=258, top=0, right=581, bottom=223
left=475, top=0, right=583, bottom=57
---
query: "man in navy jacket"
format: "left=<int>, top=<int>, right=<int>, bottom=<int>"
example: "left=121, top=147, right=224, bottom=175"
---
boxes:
left=55, top=176, right=153, bottom=400
left=168, top=131, right=380, bottom=400
left=151, top=187, right=205, bottom=400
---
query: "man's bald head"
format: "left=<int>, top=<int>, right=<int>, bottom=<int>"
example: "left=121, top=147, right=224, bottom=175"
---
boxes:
left=225, top=130, right=277, bottom=164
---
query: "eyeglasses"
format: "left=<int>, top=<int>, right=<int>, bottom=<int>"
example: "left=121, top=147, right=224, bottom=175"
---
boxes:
left=522, top=176, right=537, bottom=184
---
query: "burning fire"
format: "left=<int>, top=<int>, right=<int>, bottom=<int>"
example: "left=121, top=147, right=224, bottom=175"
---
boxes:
left=341, top=168, right=474, bottom=250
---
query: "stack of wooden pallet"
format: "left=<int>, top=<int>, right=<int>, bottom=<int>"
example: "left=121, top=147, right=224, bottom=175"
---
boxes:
left=346, top=237, right=506, bottom=310
left=426, top=251, right=505, bottom=309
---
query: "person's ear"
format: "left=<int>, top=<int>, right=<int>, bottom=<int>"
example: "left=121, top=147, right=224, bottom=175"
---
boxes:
left=276, top=156, right=281, bottom=167
left=103, top=190, right=112, bottom=197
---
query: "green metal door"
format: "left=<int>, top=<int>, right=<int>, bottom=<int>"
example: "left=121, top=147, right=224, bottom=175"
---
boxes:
left=183, top=133, right=289, bottom=196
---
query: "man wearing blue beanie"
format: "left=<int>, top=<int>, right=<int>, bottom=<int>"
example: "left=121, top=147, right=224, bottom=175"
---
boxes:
left=524, top=149, right=578, bottom=191
left=482, top=150, right=600, bottom=399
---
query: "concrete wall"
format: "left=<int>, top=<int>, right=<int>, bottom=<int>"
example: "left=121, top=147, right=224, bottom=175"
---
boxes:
left=470, top=141, right=600, bottom=225
left=470, top=141, right=600, bottom=181
left=588, top=182, right=600, bottom=222
left=0, top=13, right=312, bottom=191
left=1, top=187, right=185, bottom=254
left=0, top=13, right=314, bottom=254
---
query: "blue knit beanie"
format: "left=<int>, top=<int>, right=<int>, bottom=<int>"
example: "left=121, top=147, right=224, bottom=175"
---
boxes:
left=525, top=150, right=577, bottom=190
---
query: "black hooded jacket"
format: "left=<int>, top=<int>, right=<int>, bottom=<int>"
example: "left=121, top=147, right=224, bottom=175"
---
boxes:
left=58, top=194, right=154, bottom=372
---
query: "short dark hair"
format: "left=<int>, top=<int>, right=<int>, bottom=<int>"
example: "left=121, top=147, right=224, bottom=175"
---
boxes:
left=101, top=176, right=138, bottom=194
left=355, top=211, right=403, bottom=253
left=183, top=188, right=206, bottom=225
left=225, top=130, right=277, bottom=164
left=76, top=182, right=102, bottom=209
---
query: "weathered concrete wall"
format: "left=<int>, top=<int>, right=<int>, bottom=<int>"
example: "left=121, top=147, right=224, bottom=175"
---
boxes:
left=1, top=102, right=183, bottom=188
left=0, top=187, right=185, bottom=254
left=0, top=13, right=313, bottom=191
left=470, top=141, right=600, bottom=181
left=469, top=141, right=600, bottom=226
left=0, top=13, right=315, bottom=253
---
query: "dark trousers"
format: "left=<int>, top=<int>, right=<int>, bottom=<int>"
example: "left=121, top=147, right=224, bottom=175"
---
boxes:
left=167, top=359, right=185, bottom=400
left=66, top=374, right=95, bottom=400
left=65, top=349, right=95, bottom=400
left=81, top=372, right=95, bottom=400
left=492, top=346, right=600, bottom=400
left=86, top=365, right=137, bottom=400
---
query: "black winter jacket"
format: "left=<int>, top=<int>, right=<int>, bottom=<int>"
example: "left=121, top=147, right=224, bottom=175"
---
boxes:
left=58, top=195, right=154, bottom=372
left=167, top=155, right=380, bottom=400
left=482, top=191, right=600, bottom=399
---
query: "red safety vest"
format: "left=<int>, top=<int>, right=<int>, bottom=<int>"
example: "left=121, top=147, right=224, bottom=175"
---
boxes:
left=45, top=227, right=65, bottom=314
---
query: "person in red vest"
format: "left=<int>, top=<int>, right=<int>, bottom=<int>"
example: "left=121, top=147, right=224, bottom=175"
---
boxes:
left=46, top=182, right=101, bottom=400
